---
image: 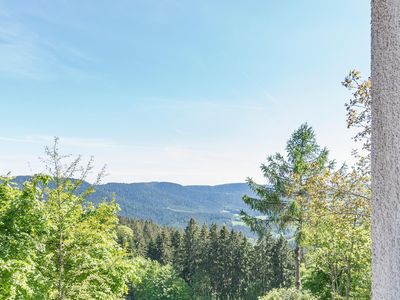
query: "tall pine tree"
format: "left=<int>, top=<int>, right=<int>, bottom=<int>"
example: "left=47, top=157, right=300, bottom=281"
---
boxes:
left=241, top=124, right=332, bottom=289
left=181, top=218, right=200, bottom=286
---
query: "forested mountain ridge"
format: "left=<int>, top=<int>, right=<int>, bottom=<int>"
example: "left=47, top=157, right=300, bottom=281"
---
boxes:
left=13, top=176, right=253, bottom=229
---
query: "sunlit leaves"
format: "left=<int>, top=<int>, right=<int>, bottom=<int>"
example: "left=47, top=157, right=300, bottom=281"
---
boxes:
left=129, top=257, right=191, bottom=300
left=342, top=70, right=371, bottom=156
left=303, top=165, right=371, bottom=299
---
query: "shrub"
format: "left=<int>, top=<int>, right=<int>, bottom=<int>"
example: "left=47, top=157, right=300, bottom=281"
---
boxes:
left=259, top=287, right=316, bottom=300
left=129, top=257, right=191, bottom=300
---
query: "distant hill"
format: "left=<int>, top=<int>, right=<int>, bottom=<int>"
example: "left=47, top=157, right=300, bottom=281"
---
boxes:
left=93, top=181, right=253, bottom=230
left=12, top=176, right=254, bottom=230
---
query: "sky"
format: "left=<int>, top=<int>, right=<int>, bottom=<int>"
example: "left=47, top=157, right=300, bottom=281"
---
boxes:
left=0, top=1, right=370, bottom=185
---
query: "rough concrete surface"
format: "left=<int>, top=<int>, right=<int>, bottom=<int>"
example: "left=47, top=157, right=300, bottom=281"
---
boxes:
left=372, top=0, right=400, bottom=299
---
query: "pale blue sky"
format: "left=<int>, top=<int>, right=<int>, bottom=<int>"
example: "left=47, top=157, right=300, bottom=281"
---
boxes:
left=0, top=1, right=370, bottom=184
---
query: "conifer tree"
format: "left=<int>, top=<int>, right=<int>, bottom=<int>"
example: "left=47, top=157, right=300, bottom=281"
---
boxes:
left=271, top=236, right=295, bottom=289
left=198, top=224, right=209, bottom=258
left=207, top=223, right=220, bottom=297
left=181, top=218, right=200, bottom=286
left=191, top=224, right=213, bottom=298
left=252, top=232, right=275, bottom=295
left=217, top=226, right=231, bottom=299
left=120, top=217, right=299, bottom=299
left=170, top=229, right=183, bottom=273
left=154, top=229, right=172, bottom=265
left=229, top=231, right=251, bottom=299
left=241, top=124, right=332, bottom=289
left=146, top=240, right=158, bottom=261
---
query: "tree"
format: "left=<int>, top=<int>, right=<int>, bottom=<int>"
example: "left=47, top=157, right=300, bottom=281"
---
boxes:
left=181, top=218, right=200, bottom=286
left=1, top=139, right=131, bottom=299
left=271, top=236, right=295, bottom=289
left=230, top=232, right=253, bottom=299
left=170, top=229, right=183, bottom=273
left=120, top=216, right=299, bottom=299
left=38, top=138, right=130, bottom=299
left=0, top=176, right=49, bottom=299
left=154, top=229, right=172, bottom=265
left=249, top=233, right=294, bottom=298
left=192, top=224, right=213, bottom=299
left=206, top=223, right=220, bottom=297
left=259, top=287, right=316, bottom=300
left=342, top=70, right=371, bottom=155
left=129, top=257, right=191, bottom=300
left=303, top=165, right=371, bottom=299
left=216, top=226, right=231, bottom=298
left=116, top=224, right=135, bottom=254
left=251, top=232, right=275, bottom=296
left=241, top=123, right=332, bottom=289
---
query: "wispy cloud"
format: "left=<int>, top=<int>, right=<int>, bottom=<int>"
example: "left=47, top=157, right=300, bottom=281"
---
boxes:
left=0, top=7, right=91, bottom=80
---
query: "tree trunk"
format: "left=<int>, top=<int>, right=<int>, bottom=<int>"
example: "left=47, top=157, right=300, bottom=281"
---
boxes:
left=346, top=258, right=351, bottom=300
left=371, top=0, right=400, bottom=299
left=57, top=227, right=64, bottom=300
left=56, top=186, right=64, bottom=300
left=294, top=245, right=301, bottom=289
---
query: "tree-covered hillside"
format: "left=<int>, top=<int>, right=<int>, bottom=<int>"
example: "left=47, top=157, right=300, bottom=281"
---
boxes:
left=13, top=176, right=253, bottom=230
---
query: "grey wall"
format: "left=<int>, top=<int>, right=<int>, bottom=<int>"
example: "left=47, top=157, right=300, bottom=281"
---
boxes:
left=372, top=0, right=400, bottom=298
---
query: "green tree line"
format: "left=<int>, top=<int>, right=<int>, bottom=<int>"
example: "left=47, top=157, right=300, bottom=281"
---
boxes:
left=119, top=217, right=295, bottom=299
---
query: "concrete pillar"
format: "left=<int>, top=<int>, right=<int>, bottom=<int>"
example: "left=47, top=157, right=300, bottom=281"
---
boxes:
left=372, top=0, right=400, bottom=299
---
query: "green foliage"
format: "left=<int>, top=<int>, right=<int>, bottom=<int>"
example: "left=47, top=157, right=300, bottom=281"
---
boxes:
left=241, top=123, right=332, bottom=236
left=248, top=233, right=295, bottom=298
left=296, top=72, right=372, bottom=299
left=259, top=287, right=316, bottom=300
left=342, top=70, right=371, bottom=154
left=302, top=165, right=371, bottom=299
left=297, top=71, right=372, bottom=299
left=0, top=176, right=49, bottom=299
left=129, top=257, right=191, bottom=300
left=0, top=139, right=131, bottom=299
left=241, top=123, right=332, bottom=289
left=117, top=224, right=135, bottom=254
left=121, top=217, right=294, bottom=299
left=90, top=181, right=253, bottom=230
left=181, top=218, right=201, bottom=286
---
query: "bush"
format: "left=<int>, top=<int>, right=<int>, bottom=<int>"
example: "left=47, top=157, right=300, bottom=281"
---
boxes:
left=129, top=257, right=191, bottom=300
left=259, top=287, right=316, bottom=300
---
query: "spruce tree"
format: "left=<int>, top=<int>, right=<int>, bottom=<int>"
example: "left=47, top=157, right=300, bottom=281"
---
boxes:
left=252, top=232, right=275, bottom=295
left=170, top=229, right=183, bottom=273
left=217, top=226, right=231, bottom=299
left=271, top=236, right=295, bottom=289
left=207, top=223, right=220, bottom=298
left=229, top=230, right=251, bottom=299
left=181, top=218, right=200, bottom=286
left=147, top=240, right=158, bottom=261
left=235, top=235, right=253, bottom=299
left=154, top=229, right=171, bottom=265
left=241, top=124, right=332, bottom=289
left=191, top=224, right=213, bottom=298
